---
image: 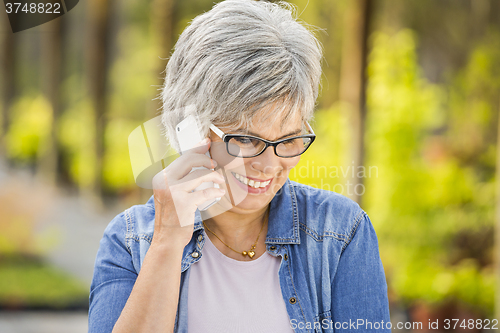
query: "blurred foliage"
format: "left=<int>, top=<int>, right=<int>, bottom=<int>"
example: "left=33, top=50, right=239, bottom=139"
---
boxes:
left=5, top=94, right=52, bottom=163
left=1, top=0, right=500, bottom=316
left=59, top=99, right=96, bottom=188
left=0, top=255, right=88, bottom=309
left=292, top=28, right=499, bottom=316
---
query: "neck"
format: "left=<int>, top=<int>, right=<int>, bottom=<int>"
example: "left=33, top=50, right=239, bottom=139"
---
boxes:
left=204, top=206, right=268, bottom=261
left=202, top=206, right=269, bottom=249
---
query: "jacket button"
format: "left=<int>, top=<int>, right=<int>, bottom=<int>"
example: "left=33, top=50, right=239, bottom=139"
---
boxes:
left=191, top=251, right=199, bottom=258
left=289, top=297, right=297, bottom=304
left=283, top=253, right=288, bottom=261
left=197, top=234, right=203, bottom=242
left=270, top=245, right=277, bottom=251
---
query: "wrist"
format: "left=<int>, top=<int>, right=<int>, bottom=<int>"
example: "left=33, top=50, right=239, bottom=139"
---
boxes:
left=151, top=232, right=190, bottom=253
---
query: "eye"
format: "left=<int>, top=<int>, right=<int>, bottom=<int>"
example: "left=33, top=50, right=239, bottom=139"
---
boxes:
left=228, top=136, right=262, bottom=149
left=234, top=137, right=253, bottom=145
left=282, top=138, right=298, bottom=146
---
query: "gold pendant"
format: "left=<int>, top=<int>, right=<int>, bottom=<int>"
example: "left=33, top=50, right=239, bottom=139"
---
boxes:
left=247, top=251, right=255, bottom=258
left=242, top=251, right=248, bottom=256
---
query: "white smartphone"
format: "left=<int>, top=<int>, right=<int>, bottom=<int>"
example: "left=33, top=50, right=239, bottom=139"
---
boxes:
left=176, top=115, right=221, bottom=211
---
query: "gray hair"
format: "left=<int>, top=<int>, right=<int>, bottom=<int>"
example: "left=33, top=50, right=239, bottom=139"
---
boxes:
left=159, top=0, right=323, bottom=152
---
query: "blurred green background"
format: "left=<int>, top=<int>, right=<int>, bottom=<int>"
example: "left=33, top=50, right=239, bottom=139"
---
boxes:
left=1, top=0, right=499, bottom=330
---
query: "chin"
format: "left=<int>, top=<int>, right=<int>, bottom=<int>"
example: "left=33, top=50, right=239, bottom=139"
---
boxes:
left=231, top=195, right=273, bottom=212
left=229, top=181, right=285, bottom=212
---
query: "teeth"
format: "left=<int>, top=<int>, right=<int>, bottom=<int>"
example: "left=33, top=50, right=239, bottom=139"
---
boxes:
left=232, top=172, right=271, bottom=189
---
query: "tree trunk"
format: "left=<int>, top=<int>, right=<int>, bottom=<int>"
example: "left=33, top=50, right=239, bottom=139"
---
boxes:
left=495, top=95, right=500, bottom=322
left=338, top=0, right=372, bottom=205
left=143, top=0, right=175, bottom=202
left=86, top=0, right=112, bottom=200
left=38, top=18, right=64, bottom=185
left=151, top=0, right=175, bottom=81
left=318, top=0, right=341, bottom=109
left=149, top=0, right=175, bottom=120
left=0, top=13, right=16, bottom=154
left=471, top=0, right=490, bottom=37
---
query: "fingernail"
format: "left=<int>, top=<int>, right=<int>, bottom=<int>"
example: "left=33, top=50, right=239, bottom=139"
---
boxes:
left=211, top=159, right=218, bottom=168
left=218, top=188, right=226, bottom=194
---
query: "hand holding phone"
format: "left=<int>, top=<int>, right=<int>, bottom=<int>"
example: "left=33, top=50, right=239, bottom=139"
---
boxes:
left=176, top=115, right=221, bottom=211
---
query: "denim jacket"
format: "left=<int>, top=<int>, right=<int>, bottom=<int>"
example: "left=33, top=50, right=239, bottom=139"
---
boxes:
left=88, top=180, right=391, bottom=333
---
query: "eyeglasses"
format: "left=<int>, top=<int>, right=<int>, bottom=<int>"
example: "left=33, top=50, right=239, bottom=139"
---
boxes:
left=209, top=122, right=316, bottom=158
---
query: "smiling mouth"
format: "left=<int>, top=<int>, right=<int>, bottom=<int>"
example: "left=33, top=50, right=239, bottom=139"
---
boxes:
left=231, top=172, right=272, bottom=189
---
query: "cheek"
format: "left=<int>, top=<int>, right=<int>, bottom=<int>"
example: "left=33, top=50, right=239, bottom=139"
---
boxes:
left=281, top=156, right=301, bottom=173
left=246, top=156, right=301, bottom=179
left=268, top=157, right=300, bottom=195
left=270, top=156, right=300, bottom=183
left=210, top=141, right=245, bottom=169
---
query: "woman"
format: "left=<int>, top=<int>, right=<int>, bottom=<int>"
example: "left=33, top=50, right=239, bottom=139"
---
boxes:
left=88, top=0, right=391, bottom=332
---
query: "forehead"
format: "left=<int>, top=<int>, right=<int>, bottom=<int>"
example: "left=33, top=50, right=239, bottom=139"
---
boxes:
left=231, top=109, right=303, bottom=139
left=253, top=107, right=302, bottom=129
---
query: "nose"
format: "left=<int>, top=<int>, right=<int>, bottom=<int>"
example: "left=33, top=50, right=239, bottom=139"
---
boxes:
left=250, top=145, right=283, bottom=176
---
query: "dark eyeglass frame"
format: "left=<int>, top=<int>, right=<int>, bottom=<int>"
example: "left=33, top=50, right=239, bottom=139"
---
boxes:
left=209, top=122, right=316, bottom=158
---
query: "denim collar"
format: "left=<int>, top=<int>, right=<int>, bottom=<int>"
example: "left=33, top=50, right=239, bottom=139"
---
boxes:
left=192, top=179, right=301, bottom=245
left=147, top=179, right=301, bottom=244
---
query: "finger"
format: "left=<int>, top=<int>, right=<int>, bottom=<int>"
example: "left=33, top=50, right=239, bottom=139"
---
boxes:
left=169, top=154, right=216, bottom=180
left=173, top=170, right=225, bottom=193
left=188, top=186, right=226, bottom=207
left=180, top=168, right=223, bottom=184
left=181, top=138, right=211, bottom=156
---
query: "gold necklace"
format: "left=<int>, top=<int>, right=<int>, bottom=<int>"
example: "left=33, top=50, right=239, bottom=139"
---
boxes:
left=202, top=211, right=268, bottom=259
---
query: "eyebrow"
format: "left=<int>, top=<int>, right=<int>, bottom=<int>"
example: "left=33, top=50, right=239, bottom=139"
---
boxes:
left=233, top=128, right=303, bottom=141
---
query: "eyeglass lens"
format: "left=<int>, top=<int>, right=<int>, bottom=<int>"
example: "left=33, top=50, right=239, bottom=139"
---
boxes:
left=227, top=137, right=312, bottom=157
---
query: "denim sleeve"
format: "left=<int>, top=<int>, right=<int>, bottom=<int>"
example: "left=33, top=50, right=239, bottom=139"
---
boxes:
left=88, top=211, right=138, bottom=333
left=331, top=212, right=391, bottom=332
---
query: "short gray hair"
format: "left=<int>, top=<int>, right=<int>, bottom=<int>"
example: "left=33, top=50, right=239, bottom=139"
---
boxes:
left=160, top=0, right=323, bottom=151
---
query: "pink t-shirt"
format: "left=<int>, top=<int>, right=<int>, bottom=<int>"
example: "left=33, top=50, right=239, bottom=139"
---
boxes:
left=187, top=229, right=294, bottom=333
